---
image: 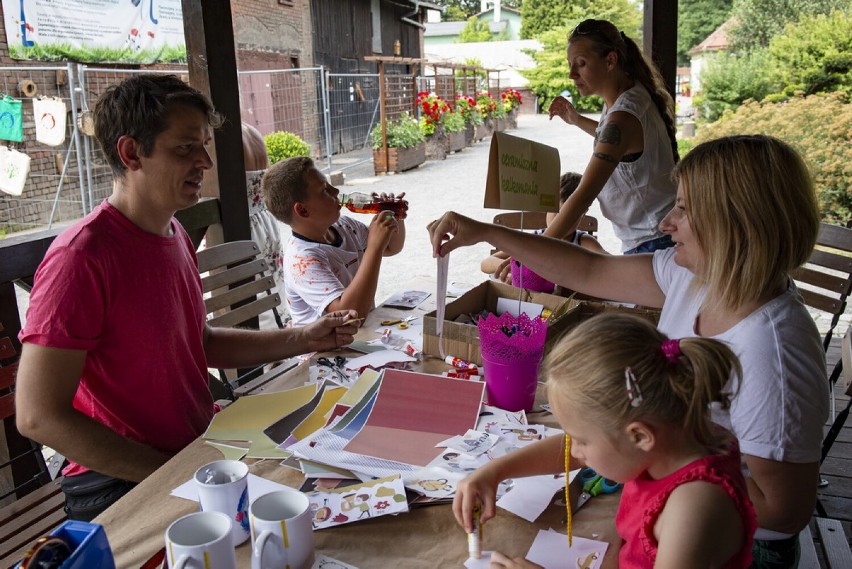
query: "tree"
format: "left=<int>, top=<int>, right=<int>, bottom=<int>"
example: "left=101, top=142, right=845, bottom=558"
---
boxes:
left=677, top=0, right=734, bottom=65
left=457, top=17, right=494, bottom=42
left=728, top=0, right=850, bottom=52
left=435, top=1, right=523, bottom=22
left=520, top=0, right=642, bottom=40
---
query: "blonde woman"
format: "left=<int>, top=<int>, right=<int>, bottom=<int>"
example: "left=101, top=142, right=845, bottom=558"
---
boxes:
left=430, top=135, right=827, bottom=568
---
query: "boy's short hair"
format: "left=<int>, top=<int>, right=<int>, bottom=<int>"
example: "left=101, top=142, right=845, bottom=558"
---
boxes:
left=559, top=172, right=582, bottom=203
left=93, top=74, right=221, bottom=177
left=262, top=156, right=315, bottom=224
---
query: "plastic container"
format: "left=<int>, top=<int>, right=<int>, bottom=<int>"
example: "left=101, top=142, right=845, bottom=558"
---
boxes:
left=481, top=357, right=540, bottom=412
left=510, top=259, right=555, bottom=294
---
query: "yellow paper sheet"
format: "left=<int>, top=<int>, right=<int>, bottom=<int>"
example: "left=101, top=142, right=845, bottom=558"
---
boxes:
left=293, top=386, right=347, bottom=440
left=246, top=434, right=293, bottom=460
left=205, top=441, right=250, bottom=461
left=335, top=368, right=380, bottom=409
left=203, top=385, right=317, bottom=442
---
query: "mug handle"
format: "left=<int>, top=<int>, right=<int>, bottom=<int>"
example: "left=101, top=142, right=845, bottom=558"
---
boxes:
left=252, top=530, right=288, bottom=569
left=173, top=554, right=191, bottom=569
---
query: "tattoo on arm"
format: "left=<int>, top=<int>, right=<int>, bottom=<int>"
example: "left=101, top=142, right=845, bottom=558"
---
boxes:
left=593, top=152, right=619, bottom=164
left=598, top=123, right=622, bottom=145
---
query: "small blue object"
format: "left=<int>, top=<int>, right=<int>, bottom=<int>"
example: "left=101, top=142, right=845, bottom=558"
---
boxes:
left=578, top=468, right=621, bottom=496
left=51, top=521, right=115, bottom=569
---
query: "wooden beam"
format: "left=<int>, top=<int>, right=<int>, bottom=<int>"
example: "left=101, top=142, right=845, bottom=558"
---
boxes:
left=181, top=0, right=250, bottom=243
left=643, top=0, right=678, bottom=99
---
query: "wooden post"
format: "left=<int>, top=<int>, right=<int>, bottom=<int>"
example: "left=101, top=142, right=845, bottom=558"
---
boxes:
left=643, top=0, right=678, bottom=99
left=181, top=0, right=250, bottom=243
left=378, top=60, right=388, bottom=169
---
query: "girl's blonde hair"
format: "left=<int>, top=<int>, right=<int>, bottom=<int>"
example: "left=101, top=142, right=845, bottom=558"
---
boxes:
left=544, top=313, right=740, bottom=449
left=242, top=122, right=269, bottom=171
left=674, top=135, right=819, bottom=312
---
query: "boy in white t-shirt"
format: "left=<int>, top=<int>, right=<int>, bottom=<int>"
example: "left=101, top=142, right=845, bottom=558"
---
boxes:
left=262, top=157, right=406, bottom=326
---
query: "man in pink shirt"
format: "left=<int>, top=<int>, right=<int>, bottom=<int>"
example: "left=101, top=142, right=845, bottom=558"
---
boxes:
left=15, top=75, right=357, bottom=520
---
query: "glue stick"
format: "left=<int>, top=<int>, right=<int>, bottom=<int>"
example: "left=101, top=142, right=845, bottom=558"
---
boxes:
left=468, top=504, right=482, bottom=559
left=445, top=356, right=479, bottom=373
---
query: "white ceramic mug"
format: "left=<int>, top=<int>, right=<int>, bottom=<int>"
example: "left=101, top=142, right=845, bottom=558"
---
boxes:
left=194, top=459, right=250, bottom=546
left=250, top=490, right=315, bottom=569
left=165, top=511, right=237, bottom=569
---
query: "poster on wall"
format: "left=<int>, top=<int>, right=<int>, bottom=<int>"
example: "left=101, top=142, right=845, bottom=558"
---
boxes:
left=2, top=0, right=186, bottom=64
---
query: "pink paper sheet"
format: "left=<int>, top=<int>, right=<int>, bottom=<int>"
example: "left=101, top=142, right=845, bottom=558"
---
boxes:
left=344, top=369, right=484, bottom=466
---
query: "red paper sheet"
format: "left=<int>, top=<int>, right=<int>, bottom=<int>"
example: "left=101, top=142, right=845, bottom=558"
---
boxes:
left=344, top=369, right=484, bottom=466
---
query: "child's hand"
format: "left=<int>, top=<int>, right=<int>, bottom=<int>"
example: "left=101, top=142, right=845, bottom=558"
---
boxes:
left=452, top=466, right=501, bottom=532
left=495, top=258, right=512, bottom=284
left=489, top=551, right=544, bottom=568
left=372, top=191, right=408, bottom=219
left=367, top=210, right=398, bottom=250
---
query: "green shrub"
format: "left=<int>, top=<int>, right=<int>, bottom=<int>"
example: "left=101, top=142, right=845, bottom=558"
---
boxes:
left=440, top=110, right=466, bottom=133
left=371, top=113, right=425, bottom=149
left=697, top=50, right=778, bottom=122
left=676, top=137, right=697, bottom=159
left=695, top=93, right=852, bottom=224
left=263, top=131, right=311, bottom=165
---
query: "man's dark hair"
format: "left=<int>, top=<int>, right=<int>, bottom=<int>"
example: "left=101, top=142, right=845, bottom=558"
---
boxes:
left=93, top=74, right=222, bottom=176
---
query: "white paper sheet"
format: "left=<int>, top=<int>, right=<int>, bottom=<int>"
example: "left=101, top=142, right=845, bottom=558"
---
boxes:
left=436, top=254, right=450, bottom=358
left=170, top=473, right=299, bottom=502
left=436, top=429, right=500, bottom=457
left=343, top=350, right=416, bottom=370
left=464, top=551, right=495, bottom=568
left=496, top=297, right=544, bottom=318
left=526, top=529, right=608, bottom=569
left=496, top=472, right=574, bottom=523
left=313, top=555, right=359, bottom=569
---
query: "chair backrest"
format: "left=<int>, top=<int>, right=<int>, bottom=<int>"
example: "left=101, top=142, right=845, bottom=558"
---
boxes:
left=492, top=212, right=598, bottom=235
left=196, top=240, right=281, bottom=328
left=791, top=222, right=852, bottom=350
left=0, top=322, right=52, bottom=504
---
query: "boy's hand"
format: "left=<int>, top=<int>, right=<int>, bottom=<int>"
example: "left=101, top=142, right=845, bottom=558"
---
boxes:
left=367, top=210, right=398, bottom=251
left=372, top=191, right=409, bottom=220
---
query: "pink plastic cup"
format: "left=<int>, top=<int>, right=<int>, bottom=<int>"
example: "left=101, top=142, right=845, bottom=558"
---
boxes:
left=482, top=357, right=540, bottom=412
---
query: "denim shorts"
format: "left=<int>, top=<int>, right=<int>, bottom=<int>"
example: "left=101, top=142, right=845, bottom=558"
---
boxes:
left=624, top=234, right=675, bottom=255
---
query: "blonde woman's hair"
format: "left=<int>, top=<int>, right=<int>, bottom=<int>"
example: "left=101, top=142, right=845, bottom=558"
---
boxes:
left=241, top=122, right=269, bottom=171
left=674, top=135, right=819, bottom=312
left=544, top=313, right=740, bottom=450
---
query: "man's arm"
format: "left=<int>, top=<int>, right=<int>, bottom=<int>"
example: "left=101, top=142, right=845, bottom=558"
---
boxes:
left=15, top=344, right=171, bottom=482
left=203, top=311, right=357, bottom=369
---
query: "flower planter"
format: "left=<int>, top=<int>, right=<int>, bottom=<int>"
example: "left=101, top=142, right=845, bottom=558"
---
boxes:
left=507, top=109, right=519, bottom=129
left=373, top=143, right=426, bottom=174
left=425, top=126, right=448, bottom=161
left=494, top=117, right=507, bottom=132
left=447, top=130, right=466, bottom=153
left=474, top=122, right=491, bottom=141
left=464, top=123, right=475, bottom=146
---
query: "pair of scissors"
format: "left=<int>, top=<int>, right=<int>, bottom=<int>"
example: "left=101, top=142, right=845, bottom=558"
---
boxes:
left=574, top=468, right=621, bottom=511
left=380, top=315, right=419, bottom=327
left=316, top=355, right=348, bottom=383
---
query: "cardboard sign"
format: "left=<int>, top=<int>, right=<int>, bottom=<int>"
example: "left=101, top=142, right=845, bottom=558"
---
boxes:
left=484, top=132, right=560, bottom=212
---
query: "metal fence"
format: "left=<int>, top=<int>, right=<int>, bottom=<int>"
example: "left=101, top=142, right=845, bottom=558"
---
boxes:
left=0, top=65, right=499, bottom=235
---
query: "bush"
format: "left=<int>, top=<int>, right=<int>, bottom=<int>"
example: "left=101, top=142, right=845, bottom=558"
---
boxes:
left=440, top=110, right=466, bottom=133
left=697, top=50, right=778, bottom=122
left=695, top=93, right=852, bottom=224
left=263, top=131, right=311, bottom=165
left=475, top=91, right=498, bottom=120
left=455, top=95, right=483, bottom=126
left=371, top=112, right=425, bottom=149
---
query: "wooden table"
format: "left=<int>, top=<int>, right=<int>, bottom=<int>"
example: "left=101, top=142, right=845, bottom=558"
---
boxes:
left=94, top=277, right=621, bottom=568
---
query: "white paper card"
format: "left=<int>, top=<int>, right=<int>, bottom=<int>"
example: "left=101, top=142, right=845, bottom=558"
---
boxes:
left=171, top=473, right=298, bottom=502
left=496, top=297, right=544, bottom=318
left=464, top=551, right=495, bottom=568
left=344, top=350, right=416, bottom=370
left=496, top=473, right=568, bottom=523
left=313, top=555, right=359, bottom=569
left=526, top=529, right=608, bottom=569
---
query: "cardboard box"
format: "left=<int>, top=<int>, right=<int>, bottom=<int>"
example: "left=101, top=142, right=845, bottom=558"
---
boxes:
left=424, top=281, right=662, bottom=366
left=423, top=280, right=579, bottom=365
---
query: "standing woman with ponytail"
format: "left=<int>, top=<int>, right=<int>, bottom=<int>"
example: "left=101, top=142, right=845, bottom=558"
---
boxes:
left=545, top=19, right=678, bottom=254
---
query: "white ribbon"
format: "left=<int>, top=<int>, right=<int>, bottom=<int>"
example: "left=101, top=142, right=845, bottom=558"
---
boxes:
left=436, top=253, right=449, bottom=359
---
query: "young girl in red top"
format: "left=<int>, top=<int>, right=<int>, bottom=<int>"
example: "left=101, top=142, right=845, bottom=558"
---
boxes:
left=454, top=313, right=757, bottom=568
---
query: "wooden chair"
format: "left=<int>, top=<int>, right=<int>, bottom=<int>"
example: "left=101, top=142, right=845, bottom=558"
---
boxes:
left=196, top=240, right=297, bottom=399
left=791, top=222, right=852, bottom=352
left=0, top=321, right=67, bottom=568
left=492, top=211, right=598, bottom=235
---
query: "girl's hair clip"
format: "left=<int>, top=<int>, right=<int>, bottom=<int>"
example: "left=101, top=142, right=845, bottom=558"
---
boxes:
left=625, top=367, right=643, bottom=407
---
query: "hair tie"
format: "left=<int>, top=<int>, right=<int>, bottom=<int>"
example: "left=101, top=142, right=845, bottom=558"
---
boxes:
left=661, top=339, right=681, bottom=362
